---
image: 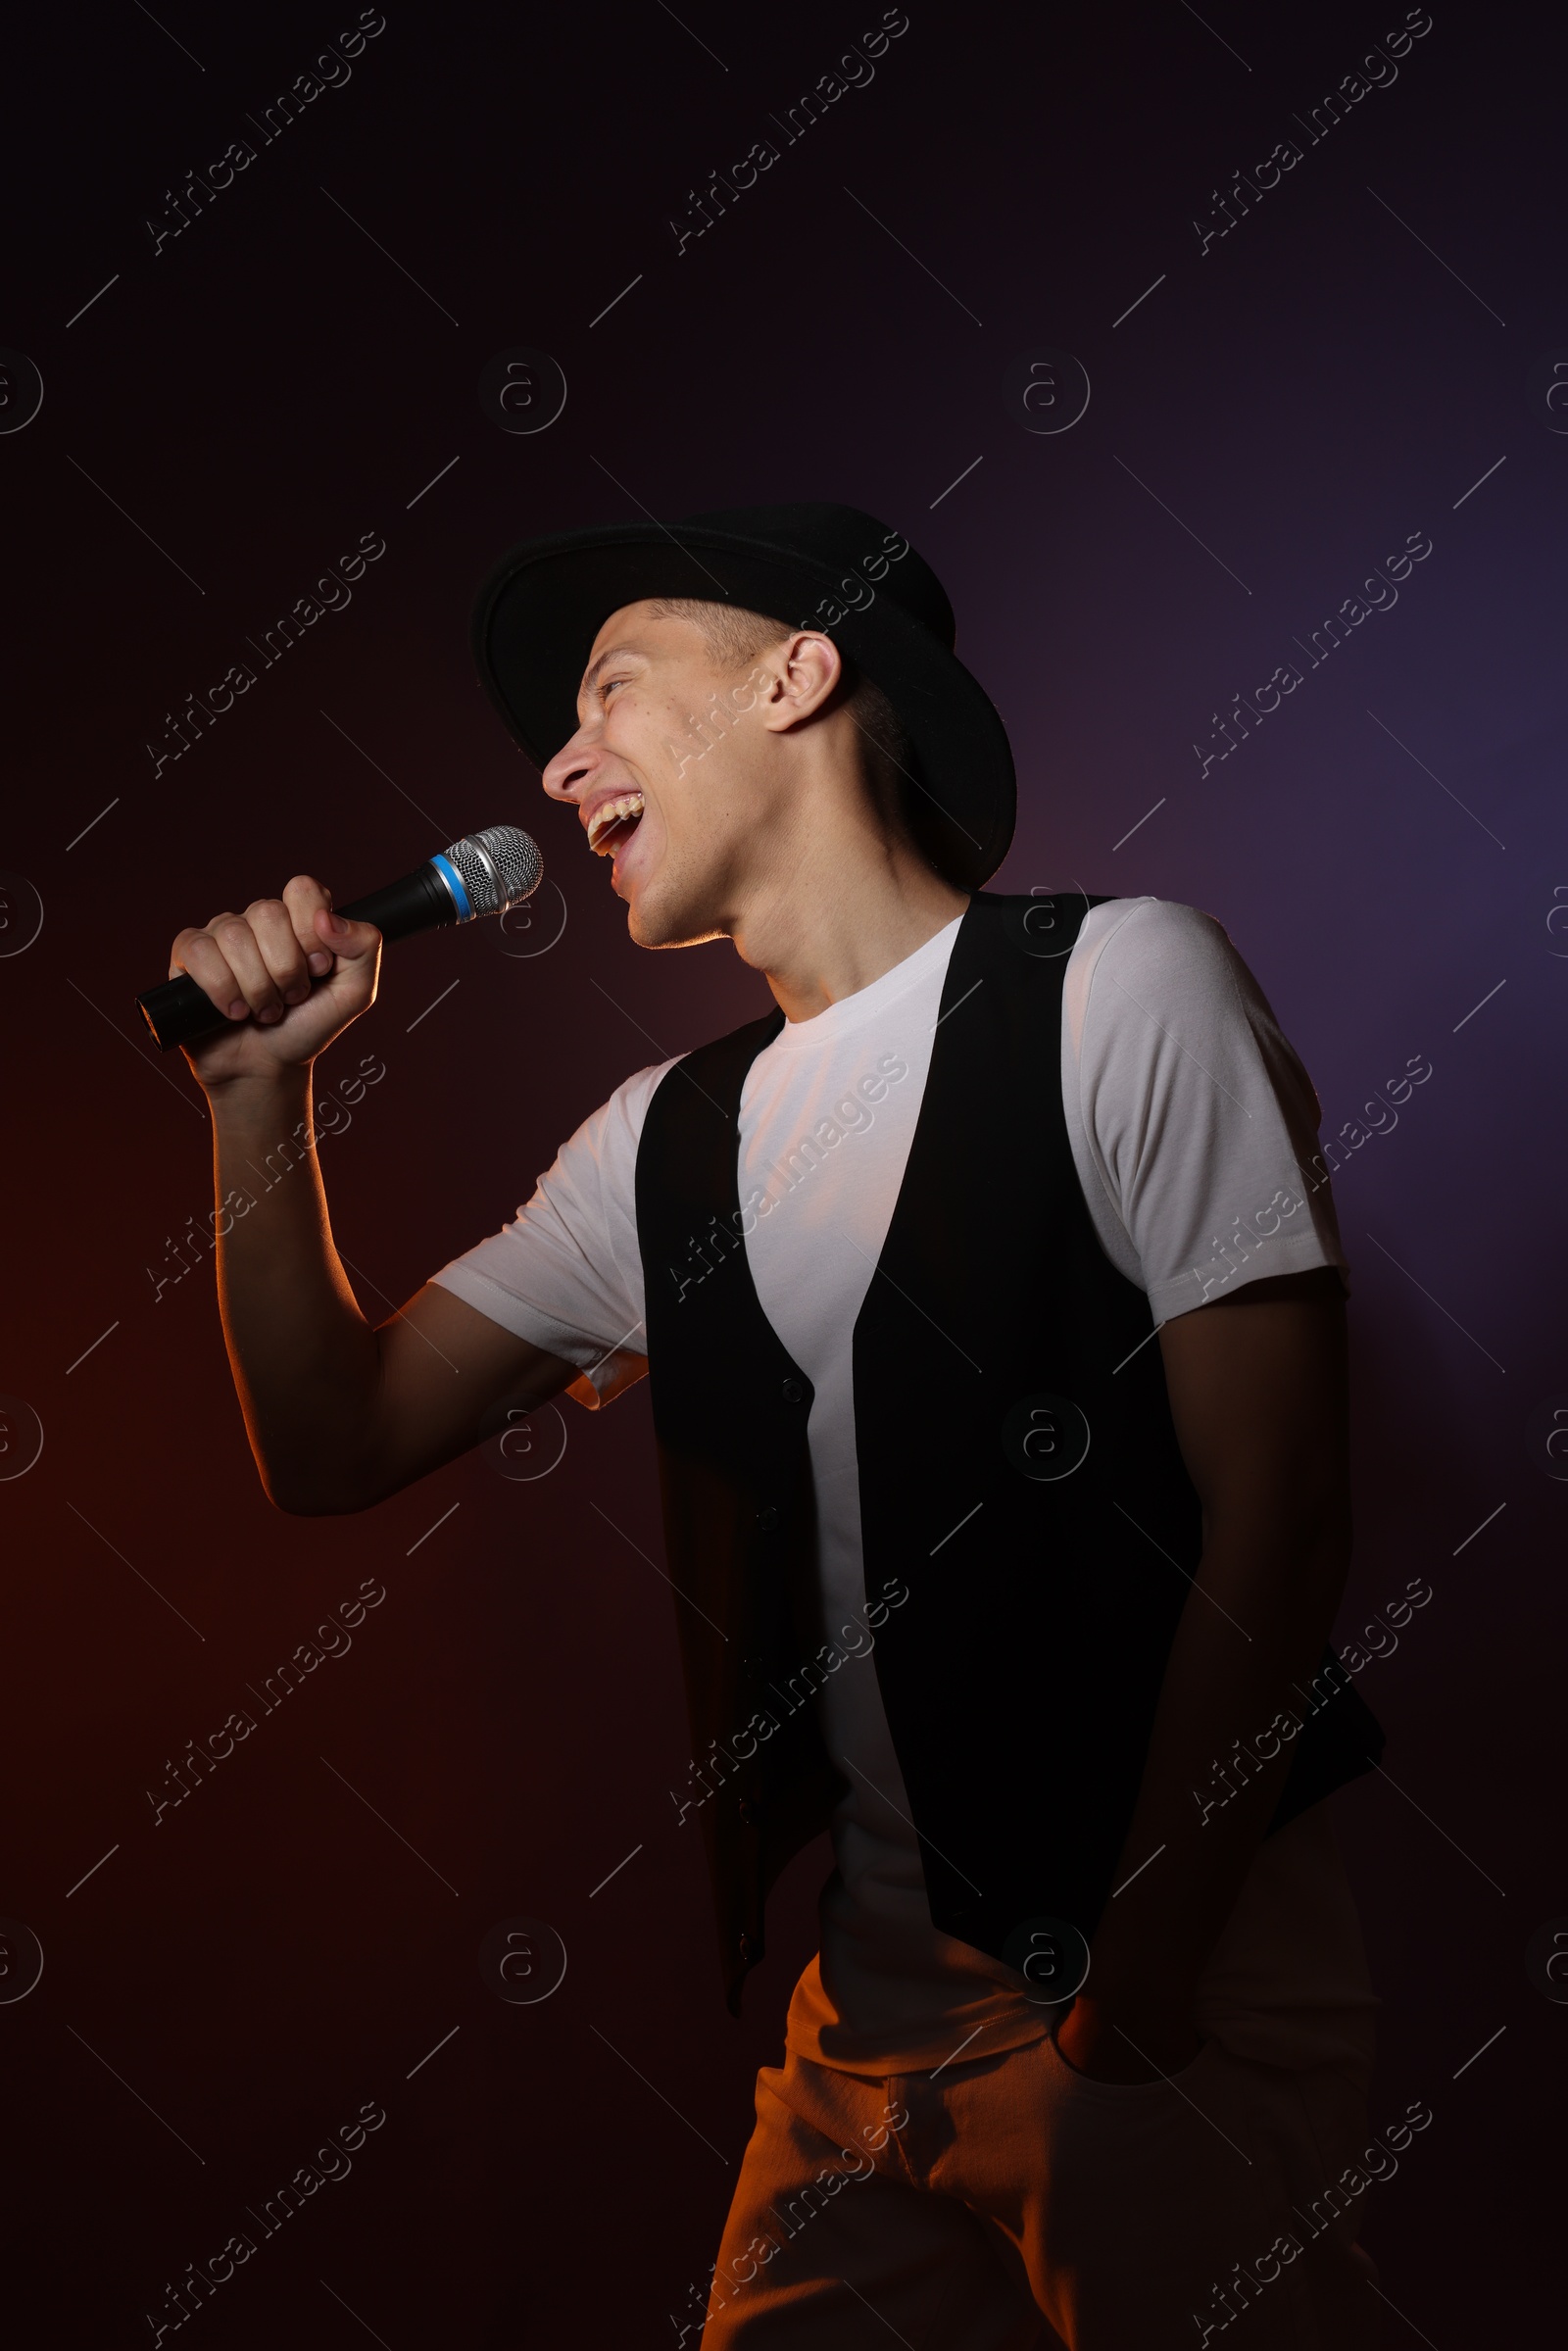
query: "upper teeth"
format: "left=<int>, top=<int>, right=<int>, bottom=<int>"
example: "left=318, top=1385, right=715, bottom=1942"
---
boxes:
left=587, top=792, right=645, bottom=854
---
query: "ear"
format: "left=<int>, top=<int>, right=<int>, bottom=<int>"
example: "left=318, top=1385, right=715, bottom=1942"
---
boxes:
left=757, top=631, right=844, bottom=735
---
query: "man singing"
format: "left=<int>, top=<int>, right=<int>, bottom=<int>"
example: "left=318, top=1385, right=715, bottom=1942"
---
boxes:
left=170, top=504, right=1385, bottom=2347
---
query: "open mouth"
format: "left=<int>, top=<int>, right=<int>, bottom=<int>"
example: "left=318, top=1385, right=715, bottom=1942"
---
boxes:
left=586, top=792, right=645, bottom=857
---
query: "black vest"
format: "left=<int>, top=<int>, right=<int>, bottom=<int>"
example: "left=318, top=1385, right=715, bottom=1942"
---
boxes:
left=636, top=892, right=1383, bottom=2014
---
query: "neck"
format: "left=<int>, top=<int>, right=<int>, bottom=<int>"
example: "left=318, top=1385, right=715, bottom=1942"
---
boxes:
left=734, top=830, right=969, bottom=1023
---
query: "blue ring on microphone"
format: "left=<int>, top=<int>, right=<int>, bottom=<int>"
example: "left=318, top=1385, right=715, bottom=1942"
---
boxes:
left=430, top=853, right=472, bottom=921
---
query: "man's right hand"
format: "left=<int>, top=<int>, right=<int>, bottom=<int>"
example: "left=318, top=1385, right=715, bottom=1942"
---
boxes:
left=170, top=873, right=381, bottom=1087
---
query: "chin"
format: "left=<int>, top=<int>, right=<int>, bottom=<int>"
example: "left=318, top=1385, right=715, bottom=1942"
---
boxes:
left=624, top=876, right=726, bottom=952
left=626, top=905, right=724, bottom=951
left=612, top=840, right=707, bottom=948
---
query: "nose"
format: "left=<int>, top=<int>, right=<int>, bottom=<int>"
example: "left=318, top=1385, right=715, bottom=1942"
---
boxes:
left=541, top=722, right=604, bottom=807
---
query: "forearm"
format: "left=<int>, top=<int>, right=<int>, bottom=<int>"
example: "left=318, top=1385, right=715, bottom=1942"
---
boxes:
left=209, top=1069, right=385, bottom=1511
left=1085, top=1508, right=1350, bottom=2026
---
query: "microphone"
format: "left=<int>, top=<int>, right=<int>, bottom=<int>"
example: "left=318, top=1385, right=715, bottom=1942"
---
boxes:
left=136, top=824, right=543, bottom=1051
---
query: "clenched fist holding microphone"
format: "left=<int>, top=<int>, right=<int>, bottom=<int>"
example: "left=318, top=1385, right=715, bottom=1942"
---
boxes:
left=169, top=874, right=382, bottom=1087
left=139, top=822, right=541, bottom=1057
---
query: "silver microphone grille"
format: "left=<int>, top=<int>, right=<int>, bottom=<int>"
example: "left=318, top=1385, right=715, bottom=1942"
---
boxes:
left=443, top=825, right=543, bottom=917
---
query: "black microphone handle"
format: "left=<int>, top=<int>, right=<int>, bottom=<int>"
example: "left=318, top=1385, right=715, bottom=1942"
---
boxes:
left=135, top=862, right=458, bottom=1051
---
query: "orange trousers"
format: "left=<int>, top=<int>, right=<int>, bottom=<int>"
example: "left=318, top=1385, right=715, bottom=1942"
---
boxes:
left=697, top=1805, right=1382, bottom=2348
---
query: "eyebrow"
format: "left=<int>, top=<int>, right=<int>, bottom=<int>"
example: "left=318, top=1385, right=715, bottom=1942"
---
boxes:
left=579, top=644, right=646, bottom=701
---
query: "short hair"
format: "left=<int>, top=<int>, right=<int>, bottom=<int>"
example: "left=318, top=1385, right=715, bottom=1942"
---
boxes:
left=645, top=596, right=921, bottom=852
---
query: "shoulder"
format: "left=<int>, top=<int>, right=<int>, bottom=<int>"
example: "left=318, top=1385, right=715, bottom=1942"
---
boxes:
left=608, top=1055, right=681, bottom=1126
left=1064, top=896, right=1259, bottom=1038
left=549, top=1057, right=678, bottom=1193
left=641, top=1005, right=784, bottom=1137
left=1076, top=896, right=1245, bottom=981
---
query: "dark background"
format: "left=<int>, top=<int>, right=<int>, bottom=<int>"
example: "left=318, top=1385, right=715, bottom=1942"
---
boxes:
left=2, top=1, right=1563, bottom=2340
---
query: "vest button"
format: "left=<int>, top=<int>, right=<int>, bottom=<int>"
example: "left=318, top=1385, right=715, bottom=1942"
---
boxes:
left=737, top=1797, right=759, bottom=1827
left=757, top=1504, right=779, bottom=1530
left=781, top=1379, right=804, bottom=1402
left=738, top=1932, right=760, bottom=1962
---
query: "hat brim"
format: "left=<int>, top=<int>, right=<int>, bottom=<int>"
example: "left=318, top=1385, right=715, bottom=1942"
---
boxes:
left=470, top=518, right=1015, bottom=890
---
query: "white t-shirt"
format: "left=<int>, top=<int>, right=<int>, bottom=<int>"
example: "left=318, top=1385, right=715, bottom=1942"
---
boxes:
left=433, top=899, right=1348, bottom=2069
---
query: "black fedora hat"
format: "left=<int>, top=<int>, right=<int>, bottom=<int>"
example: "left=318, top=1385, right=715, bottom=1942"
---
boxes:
left=470, top=501, right=1015, bottom=890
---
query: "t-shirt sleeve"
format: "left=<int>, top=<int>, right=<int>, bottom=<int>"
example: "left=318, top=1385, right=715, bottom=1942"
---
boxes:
left=428, top=1057, right=674, bottom=1407
left=1063, top=899, right=1348, bottom=1324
